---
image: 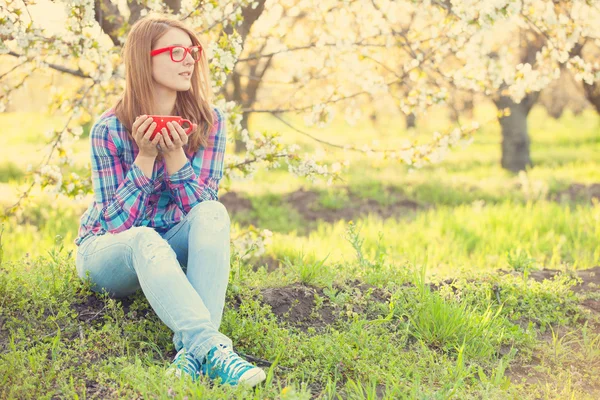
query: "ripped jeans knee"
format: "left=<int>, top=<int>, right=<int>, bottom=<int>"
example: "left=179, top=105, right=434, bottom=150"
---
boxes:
left=186, top=201, right=230, bottom=233
left=131, top=226, right=177, bottom=263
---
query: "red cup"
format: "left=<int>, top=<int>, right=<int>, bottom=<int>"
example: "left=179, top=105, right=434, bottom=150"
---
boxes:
left=147, top=115, right=194, bottom=140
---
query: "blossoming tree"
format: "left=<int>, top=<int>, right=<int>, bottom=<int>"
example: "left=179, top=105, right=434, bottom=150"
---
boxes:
left=1, top=0, right=599, bottom=212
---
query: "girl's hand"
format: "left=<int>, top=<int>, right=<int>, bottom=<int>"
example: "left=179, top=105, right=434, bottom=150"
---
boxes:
left=132, top=115, right=161, bottom=158
left=158, top=121, right=196, bottom=157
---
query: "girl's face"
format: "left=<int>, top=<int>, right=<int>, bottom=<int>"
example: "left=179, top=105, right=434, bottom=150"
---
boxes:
left=151, top=28, right=196, bottom=93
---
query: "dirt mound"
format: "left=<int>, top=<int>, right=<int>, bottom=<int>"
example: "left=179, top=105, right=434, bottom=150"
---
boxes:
left=285, top=187, right=420, bottom=223
left=248, top=280, right=391, bottom=333
left=260, top=284, right=336, bottom=331
left=550, top=183, right=600, bottom=203
left=219, top=187, right=421, bottom=228
left=71, top=293, right=109, bottom=328
left=70, top=291, right=151, bottom=332
left=497, top=266, right=600, bottom=293
left=251, top=254, right=281, bottom=272
left=582, top=298, right=600, bottom=313
left=219, top=191, right=253, bottom=215
left=573, top=266, right=600, bottom=292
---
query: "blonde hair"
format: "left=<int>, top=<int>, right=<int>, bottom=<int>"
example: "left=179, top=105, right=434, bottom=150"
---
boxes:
left=115, top=13, right=213, bottom=159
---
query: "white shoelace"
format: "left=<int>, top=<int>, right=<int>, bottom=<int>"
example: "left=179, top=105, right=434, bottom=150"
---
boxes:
left=209, top=345, right=251, bottom=377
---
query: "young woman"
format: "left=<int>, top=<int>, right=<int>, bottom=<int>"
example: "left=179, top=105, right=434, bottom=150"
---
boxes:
left=74, top=13, right=266, bottom=387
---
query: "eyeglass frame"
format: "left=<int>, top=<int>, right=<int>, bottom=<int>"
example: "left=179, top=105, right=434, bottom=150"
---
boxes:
left=150, top=45, right=203, bottom=63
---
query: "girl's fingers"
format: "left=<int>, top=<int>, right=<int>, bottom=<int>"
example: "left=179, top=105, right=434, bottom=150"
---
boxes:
left=151, top=132, right=162, bottom=145
left=162, top=128, right=174, bottom=147
left=134, top=116, right=151, bottom=135
left=143, top=122, right=157, bottom=141
left=179, top=128, right=188, bottom=144
left=167, top=122, right=181, bottom=144
left=140, top=119, right=154, bottom=140
left=132, top=116, right=142, bottom=133
left=140, top=122, right=156, bottom=138
left=171, top=121, right=184, bottom=134
left=176, top=122, right=188, bottom=139
left=172, top=122, right=188, bottom=144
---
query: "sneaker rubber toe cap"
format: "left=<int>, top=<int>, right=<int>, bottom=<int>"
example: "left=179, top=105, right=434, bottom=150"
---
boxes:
left=238, top=367, right=266, bottom=387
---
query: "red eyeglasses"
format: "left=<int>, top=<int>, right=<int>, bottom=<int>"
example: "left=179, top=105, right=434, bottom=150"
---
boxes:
left=150, top=45, right=203, bottom=63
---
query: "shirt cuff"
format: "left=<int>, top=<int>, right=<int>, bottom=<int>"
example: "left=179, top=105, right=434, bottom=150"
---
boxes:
left=128, top=163, right=155, bottom=195
left=166, top=161, right=195, bottom=185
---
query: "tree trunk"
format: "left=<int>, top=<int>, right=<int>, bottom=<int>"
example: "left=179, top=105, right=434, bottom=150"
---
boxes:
left=493, top=93, right=538, bottom=172
left=568, top=42, right=599, bottom=114
left=463, top=97, right=474, bottom=119
left=584, top=82, right=600, bottom=114
left=491, top=29, right=543, bottom=173
left=406, top=113, right=416, bottom=128
left=499, top=102, right=530, bottom=172
left=220, top=0, right=268, bottom=154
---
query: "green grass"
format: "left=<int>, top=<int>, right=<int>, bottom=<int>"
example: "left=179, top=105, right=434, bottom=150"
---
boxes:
left=261, top=201, right=599, bottom=282
left=1, top=103, right=600, bottom=398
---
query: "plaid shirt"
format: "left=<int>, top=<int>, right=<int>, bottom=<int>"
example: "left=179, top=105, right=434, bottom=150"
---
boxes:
left=75, top=106, right=226, bottom=246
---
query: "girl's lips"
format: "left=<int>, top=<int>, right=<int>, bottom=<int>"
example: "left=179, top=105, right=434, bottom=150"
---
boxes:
left=179, top=73, right=191, bottom=79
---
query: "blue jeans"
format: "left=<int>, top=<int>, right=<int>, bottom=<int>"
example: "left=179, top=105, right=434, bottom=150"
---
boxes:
left=75, top=200, right=233, bottom=362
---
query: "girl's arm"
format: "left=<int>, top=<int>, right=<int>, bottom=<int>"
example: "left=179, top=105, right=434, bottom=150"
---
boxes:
left=90, top=122, right=155, bottom=233
left=165, top=107, right=226, bottom=214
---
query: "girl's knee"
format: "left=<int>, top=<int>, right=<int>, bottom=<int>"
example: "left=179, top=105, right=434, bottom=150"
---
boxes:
left=187, top=201, right=230, bottom=232
left=131, top=227, right=176, bottom=262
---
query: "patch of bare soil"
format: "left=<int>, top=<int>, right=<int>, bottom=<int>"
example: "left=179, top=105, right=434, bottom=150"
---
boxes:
left=45, top=294, right=150, bottom=398
left=573, top=266, right=600, bottom=293
left=250, top=254, right=281, bottom=272
left=79, top=382, right=122, bottom=399
left=71, top=292, right=109, bottom=326
left=501, top=266, right=600, bottom=395
left=550, top=183, right=600, bottom=203
left=497, top=266, right=600, bottom=293
left=250, top=267, right=600, bottom=335
left=219, top=187, right=421, bottom=229
left=582, top=298, right=600, bottom=313
left=70, top=279, right=391, bottom=341
left=260, top=284, right=336, bottom=331
left=506, top=323, right=600, bottom=396
left=219, top=191, right=253, bottom=215
left=284, top=187, right=420, bottom=223
left=71, top=293, right=152, bottom=329
left=231, top=280, right=392, bottom=333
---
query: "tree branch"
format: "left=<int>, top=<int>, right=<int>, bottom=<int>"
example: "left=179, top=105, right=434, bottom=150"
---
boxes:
left=5, top=51, right=93, bottom=79
left=94, top=0, right=125, bottom=47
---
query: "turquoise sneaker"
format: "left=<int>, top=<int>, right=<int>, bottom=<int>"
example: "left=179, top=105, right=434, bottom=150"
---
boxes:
left=166, top=348, right=201, bottom=382
left=200, top=343, right=266, bottom=387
